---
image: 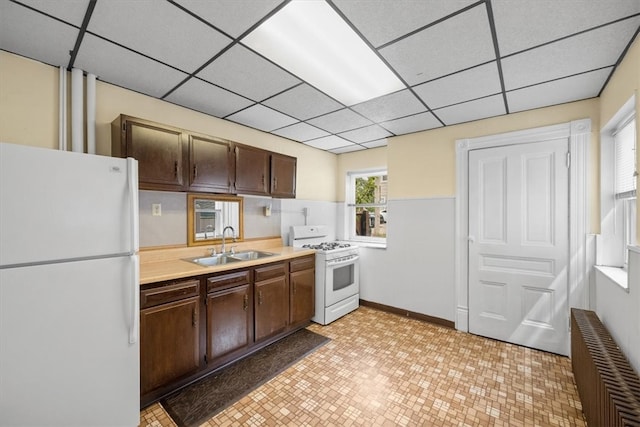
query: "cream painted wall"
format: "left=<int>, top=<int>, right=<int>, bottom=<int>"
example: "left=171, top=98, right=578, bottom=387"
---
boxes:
left=599, top=34, right=639, bottom=242
left=335, top=146, right=387, bottom=200
left=0, top=51, right=338, bottom=202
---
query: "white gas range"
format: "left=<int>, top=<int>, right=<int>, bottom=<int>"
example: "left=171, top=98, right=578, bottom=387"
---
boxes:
left=290, top=225, right=360, bottom=325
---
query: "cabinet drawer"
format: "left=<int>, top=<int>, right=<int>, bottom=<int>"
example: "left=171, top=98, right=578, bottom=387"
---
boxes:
left=289, top=255, right=315, bottom=273
left=141, top=279, right=200, bottom=309
left=254, top=262, right=287, bottom=282
left=207, top=270, right=250, bottom=292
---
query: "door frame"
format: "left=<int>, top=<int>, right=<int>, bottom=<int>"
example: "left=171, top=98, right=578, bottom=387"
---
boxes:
left=454, top=119, right=591, bottom=333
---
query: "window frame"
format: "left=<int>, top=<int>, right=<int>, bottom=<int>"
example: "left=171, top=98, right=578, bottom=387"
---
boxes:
left=599, top=95, right=637, bottom=277
left=346, top=168, right=387, bottom=245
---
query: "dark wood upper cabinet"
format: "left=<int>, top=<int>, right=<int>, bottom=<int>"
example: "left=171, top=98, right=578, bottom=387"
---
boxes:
left=189, top=135, right=232, bottom=193
left=270, top=153, right=297, bottom=198
left=234, top=144, right=270, bottom=196
left=112, top=116, right=187, bottom=191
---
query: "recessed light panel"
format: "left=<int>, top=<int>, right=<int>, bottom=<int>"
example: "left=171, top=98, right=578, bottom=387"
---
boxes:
left=242, top=0, right=405, bottom=106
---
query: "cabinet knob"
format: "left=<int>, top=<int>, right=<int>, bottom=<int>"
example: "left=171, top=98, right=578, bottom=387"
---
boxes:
left=258, top=290, right=263, bottom=305
left=243, top=294, right=248, bottom=311
left=193, top=164, right=197, bottom=179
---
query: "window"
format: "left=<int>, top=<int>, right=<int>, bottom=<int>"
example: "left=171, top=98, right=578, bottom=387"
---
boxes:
left=600, top=95, right=637, bottom=275
left=346, top=169, right=387, bottom=243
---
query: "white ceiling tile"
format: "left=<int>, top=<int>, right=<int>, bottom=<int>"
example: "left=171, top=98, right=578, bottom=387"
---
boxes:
left=493, top=0, right=640, bottom=56
left=380, top=4, right=496, bottom=85
left=226, top=104, right=297, bottom=132
left=362, top=139, right=388, bottom=149
left=263, top=84, right=343, bottom=120
left=413, top=62, right=502, bottom=109
left=304, top=136, right=355, bottom=150
left=74, top=34, right=189, bottom=98
left=272, top=122, right=329, bottom=142
left=17, top=0, right=90, bottom=26
left=198, top=44, right=300, bottom=101
left=330, top=144, right=366, bottom=154
left=502, top=17, right=640, bottom=90
left=164, top=78, right=253, bottom=118
left=508, top=67, right=612, bottom=113
left=0, top=1, right=78, bottom=68
left=380, top=112, right=442, bottom=135
left=88, top=0, right=231, bottom=73
left=174, top=0, right=283, bottom=38
left=351, top=90, right=426, bottom=122
left=333, top=0, right=477, bottom=48
left=306, top=109, right=373, bottom=134
left=338, top=125, right=392, bottom=144
left=434, top=94, right=506, bottom=125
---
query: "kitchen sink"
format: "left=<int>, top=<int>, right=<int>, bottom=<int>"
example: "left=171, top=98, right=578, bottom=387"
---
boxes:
left=184, top=254, right=240, bottom=266
left=228, top=250, right=275, bottom=261
left=185, top=250, right=275, bottom=266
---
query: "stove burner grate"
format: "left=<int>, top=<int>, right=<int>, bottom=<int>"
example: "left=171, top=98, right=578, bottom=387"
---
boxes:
left=302, top=241, right=351, bottom=251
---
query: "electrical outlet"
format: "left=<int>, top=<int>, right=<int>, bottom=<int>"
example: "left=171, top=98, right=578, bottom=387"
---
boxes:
left=152, top=203, right=162, bottom=216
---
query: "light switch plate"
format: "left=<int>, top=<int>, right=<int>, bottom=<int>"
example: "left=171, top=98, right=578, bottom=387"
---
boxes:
left=152, top=203, right=162, bottom=216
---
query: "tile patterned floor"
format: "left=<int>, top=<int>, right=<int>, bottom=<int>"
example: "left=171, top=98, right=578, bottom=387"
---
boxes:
left=140, top=306, right=586, bottom=426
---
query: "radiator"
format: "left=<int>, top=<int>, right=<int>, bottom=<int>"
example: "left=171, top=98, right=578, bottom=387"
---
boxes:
left=571, top=308, right=640, bottom=426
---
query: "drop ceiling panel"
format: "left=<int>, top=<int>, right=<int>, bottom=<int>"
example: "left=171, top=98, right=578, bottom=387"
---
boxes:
left=174, top=0, right=283, bottom=38
left=164, top=78, right=253, bottom=118
left=0, top=2, right=78, bottom=68
left=226, top=104, right=297, bottom=132
left=272, top=122, right=329, bottom=142
left=17, top=0, right=90, bottom=26
left=493, top=0, right=640, bottom=56
left=88, top=0, right=230, bottom=73
left=507, top=67, right=612, bottom=113
left=304, top=135, right=355, bottom=150
left=351, top=90, right=426, bottom=123
left=307, top=109, right=373, bottom=134
left=74, top=34, right=189, bottom=98
left=330, top=144, right=366, bottom=154
left=338, top=125, right=392, bottom=144
left=197, top=44, right=300, bottom=102
left=262, top=84, right=343, bottom=121
left=380, top=112, right=442, bottom=135
left=333, top=0, right=477, bottom=48
left=434, top=94, right=506, bottom=125
left=413, top=62, right=502, bottom=109
left=502, top=18, right=640, bottom=90
left=380, top=4, right=496, bottom=85
left=362, top=139, right=388, bottom=149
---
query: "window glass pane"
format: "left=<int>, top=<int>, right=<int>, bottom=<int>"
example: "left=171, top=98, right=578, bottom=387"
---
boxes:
left=352, top=171, right=387, bottom=240
left=615, top=118, right=636, bottom=195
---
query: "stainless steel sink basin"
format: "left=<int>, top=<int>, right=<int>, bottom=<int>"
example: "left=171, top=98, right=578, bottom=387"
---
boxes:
left=229, top=250, right=275, bottom=261
left=185, top=250, right=275, bottom=266
left=184, top=255, right=240, bottom=266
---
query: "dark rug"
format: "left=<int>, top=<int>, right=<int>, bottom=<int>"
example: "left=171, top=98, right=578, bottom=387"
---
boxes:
left=161, top=328, right=330, bottom=427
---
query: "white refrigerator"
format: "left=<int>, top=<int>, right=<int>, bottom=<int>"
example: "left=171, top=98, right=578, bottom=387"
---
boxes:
left=0, top=143, right=140, bottom=426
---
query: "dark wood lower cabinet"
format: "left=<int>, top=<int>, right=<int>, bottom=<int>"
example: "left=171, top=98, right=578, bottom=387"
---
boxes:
left=140, top=296, right=200, bottom=396
left=207, top=284, right=252, bottom=360
left=140, top=256, right=315, bottom=407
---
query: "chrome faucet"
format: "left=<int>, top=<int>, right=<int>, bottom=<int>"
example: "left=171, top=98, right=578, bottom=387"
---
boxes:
left=221, top=226, right=236, bottom=254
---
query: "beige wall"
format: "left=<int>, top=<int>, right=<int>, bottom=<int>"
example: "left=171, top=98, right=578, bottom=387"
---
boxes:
left=0, top=51, right=338, bottom=202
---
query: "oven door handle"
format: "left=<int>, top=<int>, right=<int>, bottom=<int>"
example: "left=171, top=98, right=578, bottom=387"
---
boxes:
left=327, top=255, right=359, bottom=267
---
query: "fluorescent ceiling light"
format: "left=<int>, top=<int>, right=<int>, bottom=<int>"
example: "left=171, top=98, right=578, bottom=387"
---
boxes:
left=242, top=0, right=405, bottom=106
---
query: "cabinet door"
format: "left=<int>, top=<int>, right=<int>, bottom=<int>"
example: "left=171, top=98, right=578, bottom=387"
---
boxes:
left=189, top=135, right=232, bottom=193
left=125, top=119, right=186, bottom=191
left=206, top=284, right=252, bottom=361
left=290, top=268, right=315, bottom=326
left=271, top=153, right=297, bottom=198
left=234, top=144, right=269, bottom=195
left=140, top=296, right=200, bottom=395
left=255, top=276, right=289, bottom=341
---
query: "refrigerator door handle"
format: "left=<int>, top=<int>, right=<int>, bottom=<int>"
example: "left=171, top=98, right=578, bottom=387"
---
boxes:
left=127, top=157, right=139, bottom=253
left=129, top=254, right=140, bottom=344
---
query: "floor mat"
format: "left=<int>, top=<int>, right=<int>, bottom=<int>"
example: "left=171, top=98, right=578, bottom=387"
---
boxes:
left=160, top=328, right=330, bottom=427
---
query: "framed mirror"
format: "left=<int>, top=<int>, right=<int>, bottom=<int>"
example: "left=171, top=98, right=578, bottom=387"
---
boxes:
left=187, top=193, right=244, bottom=246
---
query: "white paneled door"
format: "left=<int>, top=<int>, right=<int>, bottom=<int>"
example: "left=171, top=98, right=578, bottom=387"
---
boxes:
left=468, top=138, right=569, bottom=355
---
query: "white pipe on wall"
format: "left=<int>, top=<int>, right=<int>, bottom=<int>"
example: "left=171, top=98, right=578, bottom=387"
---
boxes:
left=58, top=66, right=67, bottom=151
left=71, top=68, right=84, bottom=153
left=86, top=73, right=96, bottom=155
